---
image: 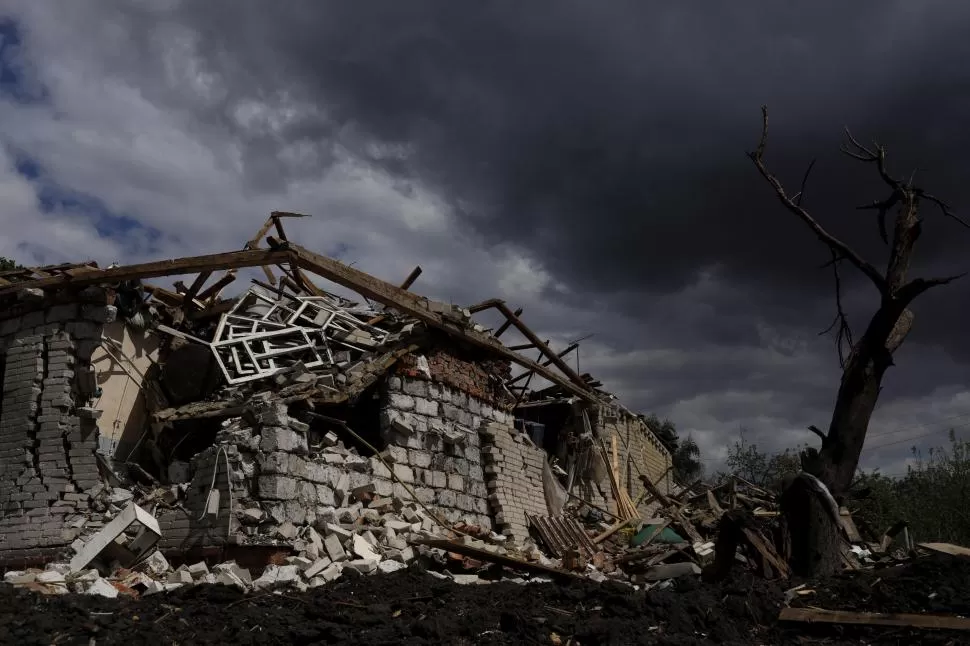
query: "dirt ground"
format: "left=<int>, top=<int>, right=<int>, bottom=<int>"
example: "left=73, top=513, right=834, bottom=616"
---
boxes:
left=1, top=555, right=968, bottom=645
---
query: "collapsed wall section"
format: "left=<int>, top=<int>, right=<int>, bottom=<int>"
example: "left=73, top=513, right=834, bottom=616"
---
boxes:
left=480, top=421, right=548, bottom=542
left=0, top=289, right=114, bottom=561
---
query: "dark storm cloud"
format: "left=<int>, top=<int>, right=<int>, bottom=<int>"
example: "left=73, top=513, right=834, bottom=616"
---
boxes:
left=168, top=1, right=970, bottom=349
left=7, top=0, right=970, bottom=469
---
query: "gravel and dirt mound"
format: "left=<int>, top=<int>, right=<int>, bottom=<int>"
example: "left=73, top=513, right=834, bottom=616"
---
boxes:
left=2, top=556, right=970, bottom=645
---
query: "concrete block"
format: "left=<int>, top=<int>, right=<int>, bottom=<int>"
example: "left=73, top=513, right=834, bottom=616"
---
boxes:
left=345, top=558, right=379, bottom=575
left=447, top=474, right=465, bottom=491
left=401, top=379, right=428, bottom=397
left=386, top=445, right=408, bottom=464
left=387, top=393, right=414, bottom=411
left=315, top=485, right=336, bottom=506
left=413, top=397, right=438, bottom=416
left=323, top=533, right=347, bottom=561
left=436, top=490, right=457, bottom=508
left=257, top=475, right=299, bottom=500
left=408, top=449, right=432, bottom=469
left=259, top=427, right=308, bottom=455
left=392, top=463, right=414, bottom=483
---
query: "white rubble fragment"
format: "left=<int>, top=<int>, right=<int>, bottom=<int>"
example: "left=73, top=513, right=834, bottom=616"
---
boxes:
left=143, top=551, right=172, bottom=576
left=320, top=563, right=343, bottom=582
left=352, top=534, right=381, bottom=561
left=214, top=562, right=253, bottom=586
left=187, top=562, right=210, bottom=579
left=345, top=559, right=379, bottom=575
left=168, top=568, right=194, bottom=585
left=36, top=571, right=66, bottom=584
left=86, top=578, right=119, bottom=598
left=285, top=556, right=314, bottom=571
left=324, top=534, right=348, bottom=562
left=378, top=561, right=407, bottom=574
left=325, top=523, right=353, bottom=539
left=451, top=574, right=487, bottom=585
left=303, top=558, right=332, bottom=579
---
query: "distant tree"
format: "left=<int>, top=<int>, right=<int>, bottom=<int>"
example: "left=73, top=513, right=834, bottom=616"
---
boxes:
left=855, top=430, right=970, bottom=546
left=643, top=414, right=704, bottom=484
left=0, top=257, right=20, bottom=271
left=723, top=432, right=802, bottom=488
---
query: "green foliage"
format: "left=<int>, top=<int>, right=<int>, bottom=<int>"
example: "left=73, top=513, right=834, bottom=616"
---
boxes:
left=0, top=256, right=20, bottom=271
left=729, top=429, right=970, bottom=545
left=854, top=430, right=970, bottom=545
left=721, top=434, right=803, bottom=488
left=643, top=414, right=704, bottom=484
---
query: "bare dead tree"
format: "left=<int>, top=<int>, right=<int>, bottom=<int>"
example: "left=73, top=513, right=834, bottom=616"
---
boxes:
left=748, top=106, right=966, bottom=498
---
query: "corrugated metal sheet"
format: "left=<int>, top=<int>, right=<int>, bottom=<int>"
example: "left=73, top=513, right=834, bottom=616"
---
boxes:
left=527, top=514, right=598, bottom=558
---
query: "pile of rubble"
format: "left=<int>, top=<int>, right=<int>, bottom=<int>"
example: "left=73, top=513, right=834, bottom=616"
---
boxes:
left=2, top=484, right=567, bottom=600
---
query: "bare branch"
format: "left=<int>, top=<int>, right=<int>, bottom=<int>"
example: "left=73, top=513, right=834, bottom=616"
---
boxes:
left=856, top=192, right=901, bottom=245
left=748, top=107, right=887, bottom=293
left=817, top=250, right=854, bottom=368
left=807, top=425, right=828, bottom=444
left=841, top=128, right=899, bottom=190
left=793, top=158, right=817, bottom=206
left=897, top=272, right=968, bottom=304
left=916, top=190, right=970, bottom=230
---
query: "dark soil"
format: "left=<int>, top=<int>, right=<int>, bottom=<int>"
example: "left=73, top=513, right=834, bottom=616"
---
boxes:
left=1, top=556, right=968, bottom=645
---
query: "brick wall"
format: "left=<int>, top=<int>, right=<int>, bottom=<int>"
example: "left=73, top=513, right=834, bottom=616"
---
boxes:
left=395, top=341, right=513, bottom=406
left=592, top=404, right=673, bottom=515
left=0, top=288, right=114, bottom=562
left=380, top=374, right=510, bottom=528
left=479, top=421, right=548, bottom=542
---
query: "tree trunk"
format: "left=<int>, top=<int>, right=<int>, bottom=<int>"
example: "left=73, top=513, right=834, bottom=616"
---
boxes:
left=812, top=306, right=913, bottom=495
left=781, top=474, right=843, bottom=578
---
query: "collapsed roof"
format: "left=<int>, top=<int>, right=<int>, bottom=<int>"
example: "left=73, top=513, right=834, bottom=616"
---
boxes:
left=0, top=212, right=636, bottom=426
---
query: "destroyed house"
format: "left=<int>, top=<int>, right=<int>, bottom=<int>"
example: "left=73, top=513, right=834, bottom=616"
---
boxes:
left=0, top=213, right=673, bottom=567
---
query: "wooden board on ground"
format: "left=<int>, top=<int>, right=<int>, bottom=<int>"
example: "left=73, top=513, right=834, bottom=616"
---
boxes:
left=918, top=542, right=970, bottom=557
left=779, top=607, right=970, bottom=630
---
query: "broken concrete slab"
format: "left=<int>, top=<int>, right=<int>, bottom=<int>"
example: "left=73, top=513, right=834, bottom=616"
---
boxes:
left=352, top=534, right=381, bottom=561
left=69, top=502, right=161, bottom=573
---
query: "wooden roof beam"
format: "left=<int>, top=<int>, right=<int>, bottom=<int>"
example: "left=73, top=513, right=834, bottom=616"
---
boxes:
left=289, top=244, right=598, bottom=403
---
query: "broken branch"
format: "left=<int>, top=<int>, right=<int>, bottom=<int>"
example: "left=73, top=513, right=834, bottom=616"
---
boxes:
left=748, top=106, right=887, bottom=293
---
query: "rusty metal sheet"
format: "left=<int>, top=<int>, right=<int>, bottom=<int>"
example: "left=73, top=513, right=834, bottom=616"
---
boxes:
left=527, top=514, right=598, bottom=558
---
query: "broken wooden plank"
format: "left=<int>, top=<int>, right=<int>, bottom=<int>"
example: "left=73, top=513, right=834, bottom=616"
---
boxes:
left=593, top=516, right=634, bottom=545
left=493, top=308, right=522, bottom=338
left=839, top=507, right=863, bottom=543
left=707, top=490, right=725, bottom=520
left=506, top=342, right=579, bottom=386
left=741, top=526, right=790, bottom=579
left=0, top=249, right=292, bottom=296
left=918, top=542, right=970, bottom=557
left=492, top=301, right=588, bottom=389
left=409, top=537, right=583, bottom=580
left=779, top=607, right=970, bottom=630
left=400, top=266, right=423, bottom=290
left=197, top=270, right=237, bottom=302
left=367, top=267, right=427, bottom=325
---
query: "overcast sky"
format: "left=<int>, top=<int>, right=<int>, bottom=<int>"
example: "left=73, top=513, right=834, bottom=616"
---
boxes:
left=2, top=1, right=969, bottom=475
